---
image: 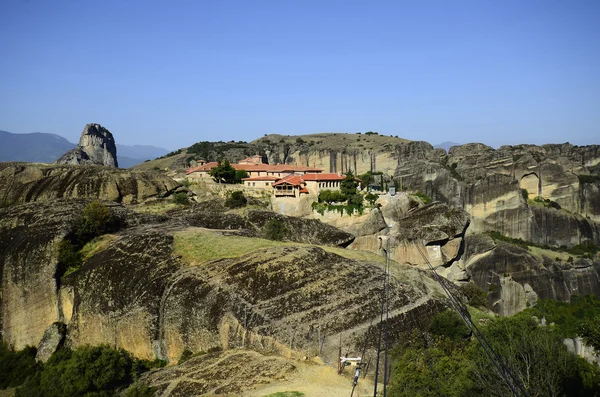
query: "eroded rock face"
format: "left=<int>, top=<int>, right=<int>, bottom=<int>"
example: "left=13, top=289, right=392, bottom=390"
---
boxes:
left=1, top=198, right=444, bottom=365
left=0, top=163, right=180, bottom=204
left=55, top=123, right=118, bottom=167
left=462, top=235, right=600, bottom=315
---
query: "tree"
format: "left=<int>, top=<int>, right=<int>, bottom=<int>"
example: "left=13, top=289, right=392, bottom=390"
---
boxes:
left=318, top=189, right=345, bottom=204
left=358, top=171, right=374, bottom=191
left=365, top=192, right=378, bottom=206
left=234, top=169, right=249, bottom=184
left=225, top=191, right=247, bottom=208
left=209, top=160, right=236, bottom=184
left=340, top=171, right=359, bottom=197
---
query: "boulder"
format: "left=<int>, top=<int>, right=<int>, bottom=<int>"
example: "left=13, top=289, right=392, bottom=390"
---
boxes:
left=36, top=322, right=67, bottom=362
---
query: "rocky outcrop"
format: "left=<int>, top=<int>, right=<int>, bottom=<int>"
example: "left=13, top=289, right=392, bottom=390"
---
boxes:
left=461, top=234, right=600, bottom=315
left=0, top=198, right=445, bottom=367
left=0, top=163, right=180, bottom=205
left=56, top=123, right=118, bottom=167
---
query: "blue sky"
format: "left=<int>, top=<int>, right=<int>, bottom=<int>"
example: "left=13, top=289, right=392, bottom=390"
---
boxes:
left=1, top=0, right=599, bottom=150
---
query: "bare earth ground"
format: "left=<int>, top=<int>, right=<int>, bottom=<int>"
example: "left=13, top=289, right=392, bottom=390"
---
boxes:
left=245, top=359, right=375, bottom=397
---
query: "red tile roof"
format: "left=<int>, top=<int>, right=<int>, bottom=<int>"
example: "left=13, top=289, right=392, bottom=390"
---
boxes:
left=273, top=174, right=304, bottom=187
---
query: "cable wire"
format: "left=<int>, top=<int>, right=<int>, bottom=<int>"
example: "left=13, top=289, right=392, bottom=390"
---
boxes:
left=415, top=243, right=529, bottom=397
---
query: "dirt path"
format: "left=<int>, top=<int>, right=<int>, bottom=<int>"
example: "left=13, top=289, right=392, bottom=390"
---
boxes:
left=246, top=360, right=375, bottom=397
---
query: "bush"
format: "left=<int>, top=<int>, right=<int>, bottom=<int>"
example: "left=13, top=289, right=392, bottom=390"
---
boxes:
left=16, top=345, right=140, bottom=397
left=460, top=283, right=488, bottom=309
left=365, top=192, right=378, bottom=206
left=225, top=191, right=247, bottom=208
left=0, top=343, right=39, bottom=389
left=413, top=191, right=432, bottom=204
left=73, top=201, right=121, bottom=243
left=121, top=383, right=156, bottom=397
left=347, top=193, right=363, bottom=206
left=263, top=219, right=287, bottom=241
left=172, top=192, right=189, bottom=205
left=521, top=188, right=529, bottom=201
left=318, top=189, right=345, bottom=204
left=428, top=310, right=470, bottom=341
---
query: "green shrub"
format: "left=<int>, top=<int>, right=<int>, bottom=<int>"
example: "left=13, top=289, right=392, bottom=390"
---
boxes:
left=318, top=189, right=346, bottom=204
left=460, top=283, right=488, bottom=309
left=56, top=240, right=83, bottom=277
left=225, top=191, right=247, bottom=208
left=521, top=188, right=529, bottom=201
left=16, top=345, right=140, bottom=397
left=413, top=191, right=432, bottom=204
left=263, top=219, right=287, bottom=241
left=172, top=192, right=189, bottom=205
left=347, top=193, right=363, bottom=206
left=74, top=201, right=121, bottom=243
left=0, top=343, right=39, bottom=389
left=365, top=192, right=378, bottom=206
left=121, top=382, right=156, bottom=397
left=428, top=310, right=470, bottom=341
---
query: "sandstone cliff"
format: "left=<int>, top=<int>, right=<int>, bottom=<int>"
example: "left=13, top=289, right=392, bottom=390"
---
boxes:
left=55, top=123, right=118, bottom=167
left=0, top=162, right=181, bottom=205
left=0, top=199, right=445, bottom=368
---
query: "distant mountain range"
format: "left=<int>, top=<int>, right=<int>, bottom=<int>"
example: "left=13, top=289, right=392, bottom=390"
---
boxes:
left=433, top=141, right=462, bottom=152
left=0, top=130, right=169, bottom=168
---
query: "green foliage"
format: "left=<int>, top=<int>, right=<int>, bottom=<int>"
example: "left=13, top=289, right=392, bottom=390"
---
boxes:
left=177, top=349, right=194, bottom=365
left=172, top=192, right=189, bottom=205
left=57, top=201, right=121, bottom=279
left=531, top=196, right=562, bottom=210
left=261, top=392, right=304, bottom=397
left=522, top=295, right=600, bottom=338
left=263, top=219, right=287, bottom=241
left=428, top=310, right=470, bottom=341
left=459, top=283, right=488, bottom=309
left=209, top=160, right=237, bottom=183
left=185, top=141, right=252, bottom=161
left=412, top=191, right=432, bottom=204
left=224, top=191, right=247, bottom=208
left=121, top=383, right=156, bottom=397
left=488, top=231, right=598, bottom=259
left=579, top=317, right=600, bottom=351
left=16, top=345, right=147, bottom=397
left=488, top=231, right=530, bottom=250
left=311, top=201, right=364, bottom=216
left=235, top=169, right=249, bottom=183
left=389, top=310, right=600, bottom=397
left=340, top=171, right=358, bottom=197
left=468, top=315, right=600, bottom=397
left=521, top=188, right=528, bottom=201
left=358, top=171, right=375, bottom=190
left=347, top=193, right=363, bottom=206
left=365, top=192, right=378, bottom=206
left=318, top=189, right=346, bottom=204
left=578, top=174, right=600, bottom=184
left=0, top=343, right=39, bottom=389
left=295, top=137, right=306, bottom=144
left=364, top=131, right=378, bottom=135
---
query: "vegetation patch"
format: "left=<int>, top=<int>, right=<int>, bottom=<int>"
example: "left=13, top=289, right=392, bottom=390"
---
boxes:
left=173, top=229, right=296, bottom=265
left=0, top=343, right=38, bottom=389
left=56, top=201, right=122, bottom=279
left=488, top=231, right=599, bottom=259
left=411, top=191, right=432, bottom=204
left=225, top=191, right=247, bottom=208
left=262, top=219, right=288, bottom=241
left=172, top=192, right=189, bottom=205
left=312, top=172, right=364, bottom=215
left=10, top=345, right=157, bottom=397
left=528, top=196, right=561, bottom=210
left=389, top=306, right=600, bottom=397
left=262, top=392, right=305, bottom=397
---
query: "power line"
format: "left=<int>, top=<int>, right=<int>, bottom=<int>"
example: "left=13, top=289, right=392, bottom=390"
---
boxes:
left=415, top=243, right=529, bottom=397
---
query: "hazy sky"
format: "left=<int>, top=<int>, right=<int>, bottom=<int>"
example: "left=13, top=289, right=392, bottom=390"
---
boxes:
left=1, top=0, right=599, bottom=150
